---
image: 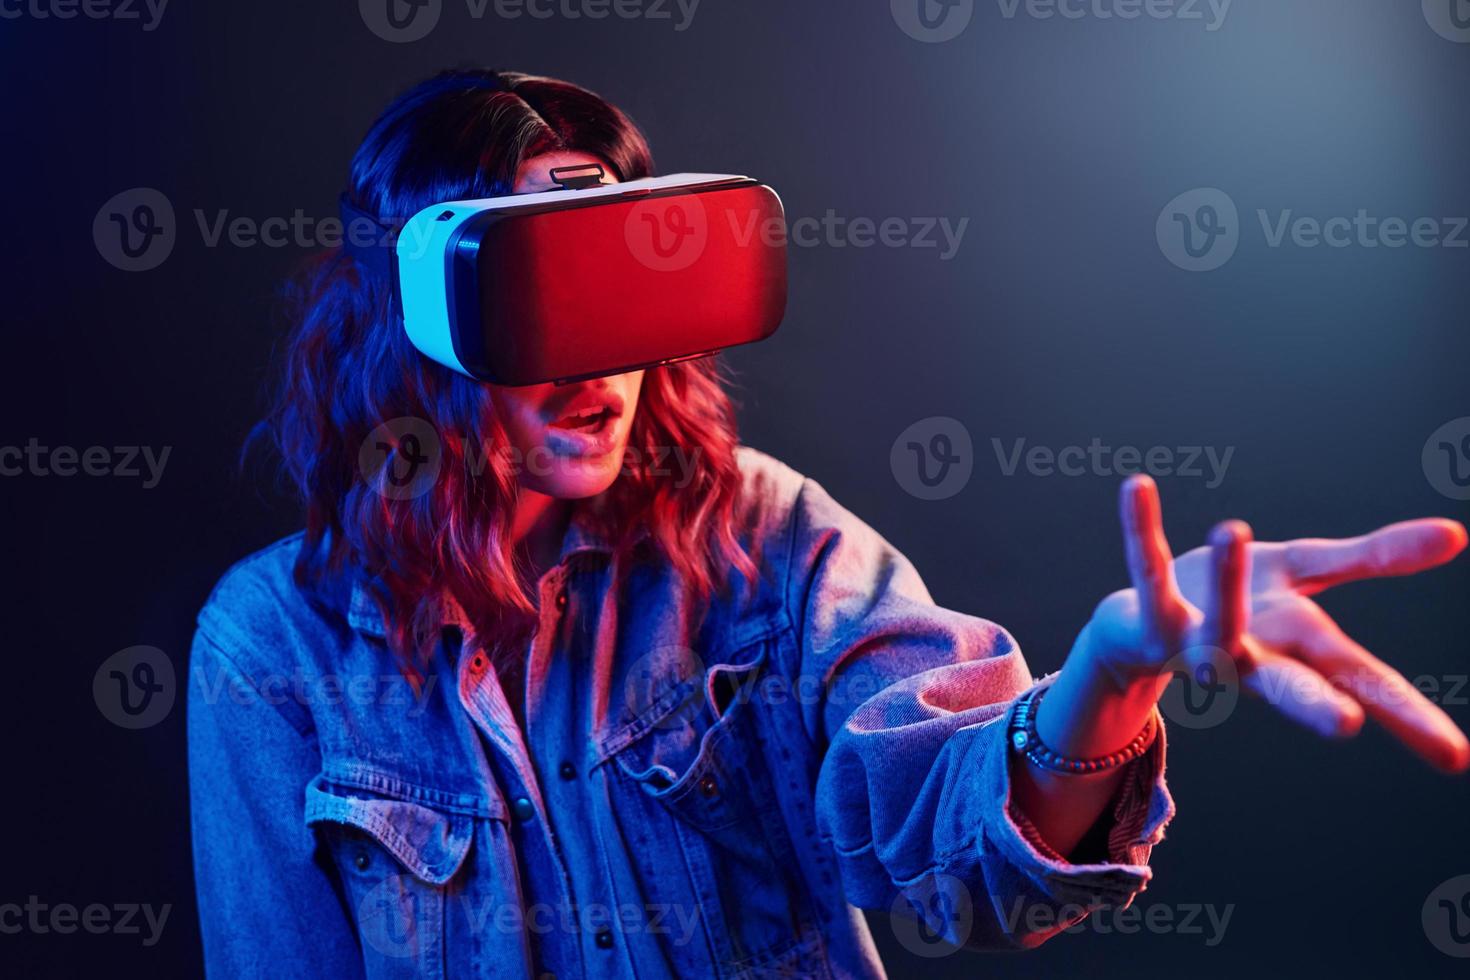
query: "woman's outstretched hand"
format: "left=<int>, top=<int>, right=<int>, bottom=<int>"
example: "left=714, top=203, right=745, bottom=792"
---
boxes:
left=1015, top=476, right=1467, bottom=859
left=1085, top=474, right=1470, bottom=773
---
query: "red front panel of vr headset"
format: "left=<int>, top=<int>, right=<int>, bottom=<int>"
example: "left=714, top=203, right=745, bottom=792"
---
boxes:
left=457, top=182, right=787, bottom=386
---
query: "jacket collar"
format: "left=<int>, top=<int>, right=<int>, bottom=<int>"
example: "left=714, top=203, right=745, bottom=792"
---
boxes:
left=344, top=500, right=643, bottom=638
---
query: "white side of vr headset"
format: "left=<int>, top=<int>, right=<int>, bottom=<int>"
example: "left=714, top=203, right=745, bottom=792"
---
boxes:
left=396, top=204, right=477, bottom=377
left=394, top=174, right=747, bottom=380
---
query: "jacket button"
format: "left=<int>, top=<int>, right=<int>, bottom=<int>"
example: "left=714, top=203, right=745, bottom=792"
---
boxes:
left=698, top=775, right=719, bottom=798
left=470, top=652, right=487, bottom=673
left=594, top=928, right=614, bottom=949
left=512, top=796, right=536, bottom=822
left=353, top=849, right=370, bottom=871
left=558, top=761, right=576, bottom=781
left=554, top=589, right=568, bottom=611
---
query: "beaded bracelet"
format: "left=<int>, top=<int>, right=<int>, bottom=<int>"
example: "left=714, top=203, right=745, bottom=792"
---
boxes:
left=1008, top=685, right=1158, bottom=775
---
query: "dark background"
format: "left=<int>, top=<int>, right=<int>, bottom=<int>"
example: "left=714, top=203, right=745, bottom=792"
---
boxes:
left=3, top=0, right=1469, bottom=975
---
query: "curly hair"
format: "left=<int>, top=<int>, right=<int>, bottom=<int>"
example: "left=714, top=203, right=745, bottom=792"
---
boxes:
left=255, top=69, right=754, bottom=678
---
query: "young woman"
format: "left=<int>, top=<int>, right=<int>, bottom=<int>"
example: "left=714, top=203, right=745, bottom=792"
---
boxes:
left=188, top=69, right=1470, bottom=979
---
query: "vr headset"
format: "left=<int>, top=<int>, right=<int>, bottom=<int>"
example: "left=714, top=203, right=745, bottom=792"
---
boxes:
left=340, top=165, right=787, bottom=386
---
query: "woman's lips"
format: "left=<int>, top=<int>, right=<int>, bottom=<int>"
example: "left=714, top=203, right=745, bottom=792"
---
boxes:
left=543, top=388, right=625, bottom=457
left=549, top=405, right=613, bottom=430
left=544, top=401, right=622, bottom=458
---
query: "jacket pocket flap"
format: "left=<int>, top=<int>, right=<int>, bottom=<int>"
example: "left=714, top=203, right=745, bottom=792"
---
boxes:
left=305, top=777, right=473, bottom=885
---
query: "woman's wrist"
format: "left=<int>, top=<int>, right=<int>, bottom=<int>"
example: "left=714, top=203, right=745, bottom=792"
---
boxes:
left=1034, top=624, right=1168, bottom=761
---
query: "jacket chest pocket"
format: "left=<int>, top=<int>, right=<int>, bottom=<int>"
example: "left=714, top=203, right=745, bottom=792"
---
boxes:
left=305, top=776, right=484, bottom=978
left=603, top=642, right=825, bottom=978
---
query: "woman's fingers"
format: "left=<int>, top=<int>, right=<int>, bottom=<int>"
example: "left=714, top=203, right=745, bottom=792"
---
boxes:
left=1242, top=645, right=1366, bottom=740
left=1289, top=609, right=1470, bottom=773
left=1200, top=520, right=1253, bottom=665
left=1119, top=475, right=1191, bottom=652
left=1281, top=519, right=1468, bottom=596
left=1111, top=480, right=1469, bottom=771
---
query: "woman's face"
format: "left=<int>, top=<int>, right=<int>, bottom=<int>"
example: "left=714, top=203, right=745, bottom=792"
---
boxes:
left=485, top=151, right=646, bottom=500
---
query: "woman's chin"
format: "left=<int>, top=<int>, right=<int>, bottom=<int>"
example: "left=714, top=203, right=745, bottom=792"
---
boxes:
left=523, top=454, right=625, bottom=500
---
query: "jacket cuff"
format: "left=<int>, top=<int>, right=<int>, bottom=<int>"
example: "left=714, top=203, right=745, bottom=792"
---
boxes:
left=978, top=680, right=1177, bottom=909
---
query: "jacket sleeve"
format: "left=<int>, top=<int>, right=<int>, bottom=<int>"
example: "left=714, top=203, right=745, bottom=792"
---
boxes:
left=786, top=477, right=1176, bottom=950
left=187, top=624, right=365, bottom=978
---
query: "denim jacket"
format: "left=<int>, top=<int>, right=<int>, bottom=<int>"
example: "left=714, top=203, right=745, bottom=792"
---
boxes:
left=187, top=447, right=1175, bottom=978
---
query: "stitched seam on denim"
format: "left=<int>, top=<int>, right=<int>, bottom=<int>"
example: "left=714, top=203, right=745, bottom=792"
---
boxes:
left=722, top=929, right=825, bottom=973
left=594, top=675, right=702, bottom=762
left=993, top=813, right=1154, bottom=879
left=308, top=797, right=467, bottom=884
left=199, top=530, right=307, bottom=613
left=668, top=808, right=727, bottom=972
left=318, top=768, right=504, bottom=820
left=780, top=477, right=809, bottom=665
left=594, top=633, right=781, bottom=761
left=783, top=478, right=839, bottom=760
